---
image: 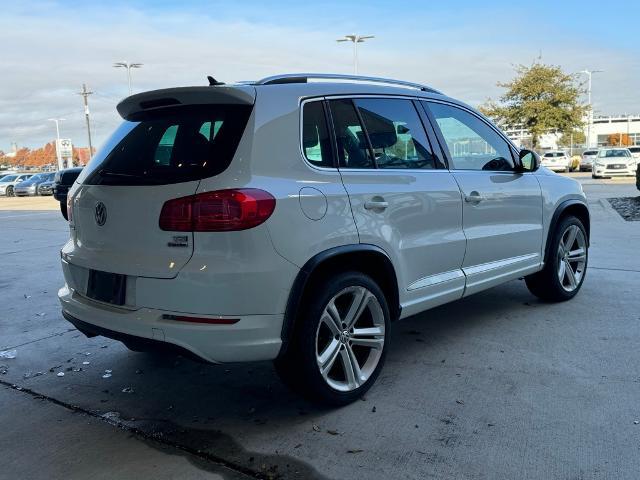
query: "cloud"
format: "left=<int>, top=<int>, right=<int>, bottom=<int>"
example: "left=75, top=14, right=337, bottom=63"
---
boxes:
left=0, top=1, right=638, bottom=150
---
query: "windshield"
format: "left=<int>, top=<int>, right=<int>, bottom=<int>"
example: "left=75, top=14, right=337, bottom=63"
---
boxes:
left=599, top=149, right=631, bottom=158
left=0, top=175, right=18, bottom=183
left=544, top=152, right=565, bottom=157
left=22, top=173, right=45, bottom=184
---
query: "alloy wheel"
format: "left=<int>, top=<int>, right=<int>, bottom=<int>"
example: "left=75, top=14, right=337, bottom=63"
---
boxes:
left=557, top=224, right=587, bottom=292
left=315, top=286, right=385, bottom=392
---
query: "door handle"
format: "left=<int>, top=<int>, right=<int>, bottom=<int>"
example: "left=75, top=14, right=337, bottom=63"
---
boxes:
left=364, top=199, right=389, bottom=211
left=464, top=191, right=485, bottom=204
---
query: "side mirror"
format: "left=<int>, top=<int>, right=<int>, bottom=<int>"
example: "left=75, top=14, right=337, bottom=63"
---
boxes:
left=518, top=149, right=540, bottom=172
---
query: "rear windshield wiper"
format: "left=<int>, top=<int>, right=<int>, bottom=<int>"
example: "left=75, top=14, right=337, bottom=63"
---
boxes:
left=99, top=169, right=146, bottom=178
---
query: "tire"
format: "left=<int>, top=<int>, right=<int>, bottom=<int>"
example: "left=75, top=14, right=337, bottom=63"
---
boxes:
left=275, top=271, right=390, bottom=406
left=564, top=167, right=570, bottom=173
left=60, top=202, right=68, bottom=221
left=6, top=186, right=14, bottom=197
left=525, top=216, right=588, bottom=302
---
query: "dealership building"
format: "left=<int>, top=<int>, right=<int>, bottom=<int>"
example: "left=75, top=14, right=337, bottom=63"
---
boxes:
left=502, top=114, right=640, bottom=150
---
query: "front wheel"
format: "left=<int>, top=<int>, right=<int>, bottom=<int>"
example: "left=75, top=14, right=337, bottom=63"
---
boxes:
left=275, top=271, right=389, bottom=405
left=6, top=186, right=14, bottom=197
left=525, top=216, right=588, bottom=302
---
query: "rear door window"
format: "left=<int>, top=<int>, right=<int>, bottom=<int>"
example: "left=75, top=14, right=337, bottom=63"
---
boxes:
left=328, top=99, right=375, bottom=169
left=353, top=98, right=438, bottom=169
left=83, top=104, right=252, bottom=185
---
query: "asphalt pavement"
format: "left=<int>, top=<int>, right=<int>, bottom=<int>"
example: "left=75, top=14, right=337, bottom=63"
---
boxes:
left=1, top=175, right=639, bottom=480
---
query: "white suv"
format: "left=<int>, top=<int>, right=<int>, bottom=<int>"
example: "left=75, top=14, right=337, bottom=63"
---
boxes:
left=59, top=74, right=590, bottom=405
left=541, top=151, right=571, bottom=172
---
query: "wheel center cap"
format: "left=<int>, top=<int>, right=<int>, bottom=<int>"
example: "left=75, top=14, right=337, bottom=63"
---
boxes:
left=339, top=330, right=350, bottom=344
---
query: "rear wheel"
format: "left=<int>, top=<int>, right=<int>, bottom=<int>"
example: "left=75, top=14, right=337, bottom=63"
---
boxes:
left=275, top=271, right=389, bottom=405
left=525, top=216, right=588, bottom=302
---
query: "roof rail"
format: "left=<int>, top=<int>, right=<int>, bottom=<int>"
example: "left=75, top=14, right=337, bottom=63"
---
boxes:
left=255, top=73, right=442, bottom=94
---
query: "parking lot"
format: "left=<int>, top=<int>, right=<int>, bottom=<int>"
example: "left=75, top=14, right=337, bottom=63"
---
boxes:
left=1, top=174, right=639, bottom=480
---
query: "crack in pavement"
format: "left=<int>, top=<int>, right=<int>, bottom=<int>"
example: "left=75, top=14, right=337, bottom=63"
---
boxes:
left=0, top=380, right=270, bottom=480
left=1, top=328, right=76, bottom=351
left=589, top=266, right=640, bottom=273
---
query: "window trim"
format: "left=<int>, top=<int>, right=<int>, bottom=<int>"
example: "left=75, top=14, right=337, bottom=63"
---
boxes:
left=299, top=97, right=338, bottom=170
left=421, top=99, right=523, bottom=174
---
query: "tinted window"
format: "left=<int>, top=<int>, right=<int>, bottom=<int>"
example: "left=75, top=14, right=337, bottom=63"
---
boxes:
left=426, top=102, right=514, bottom=171
left=354, top=99, right=438, bottom=169
left=302, top=101, right=334, bottom=168
left=83, top=104, right=252, bottom=186
left=328, top=99, right=375, bottom=169
left=544, top=152, right=565, bottom=158
left=583, top=150, right=598, bottom=155
left=628, top=147, right=640, bottom=153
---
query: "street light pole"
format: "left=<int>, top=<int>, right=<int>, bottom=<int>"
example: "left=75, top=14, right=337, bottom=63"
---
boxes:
left=580, top=69, right=603, bottom=148
left=337, top=35, right=374, bottom=74
left=113, top=61, right=143, bottom=96
left=48, top=118, right=65, bottom=171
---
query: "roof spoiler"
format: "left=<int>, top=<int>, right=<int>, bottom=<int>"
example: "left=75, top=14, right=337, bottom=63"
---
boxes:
left=116, top=86, right=256, bottom=120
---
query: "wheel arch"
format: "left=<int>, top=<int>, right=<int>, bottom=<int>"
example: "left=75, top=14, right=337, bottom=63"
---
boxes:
left=278, top=244, right=400, bottom=357
left=544, top=199, right=590, bottom=263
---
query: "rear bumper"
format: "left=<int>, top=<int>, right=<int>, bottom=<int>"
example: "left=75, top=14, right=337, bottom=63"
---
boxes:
left=59, top=284, right=283, bottom=363
left=542, top=164, right=569, bottom=172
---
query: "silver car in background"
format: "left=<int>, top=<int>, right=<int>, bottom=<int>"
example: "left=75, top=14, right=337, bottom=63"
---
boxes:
left=0, top=173, right=33, bottom=196
left=14, top=172, right=55, bottom=196
left=580, top=150, right=598, bottom=171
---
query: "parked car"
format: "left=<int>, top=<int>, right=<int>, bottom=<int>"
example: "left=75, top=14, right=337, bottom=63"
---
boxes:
left=580, top=150, right=599, bottom=171
left=0, top=173, right=33, bottom=196
left=628, top=146, right=640, bottom=172
left=38, top=179, right=55, bottom=196
left=14, top=172, right=55, bottom=196
left=541, top=151, right=571, bottom=172
left=592, top=148, right=635, bottom=178
left=59, top=73, right=590, bottom=405
left=53, top=167, right=83, bottom=219
left=637, top=162, right=640, bottom=191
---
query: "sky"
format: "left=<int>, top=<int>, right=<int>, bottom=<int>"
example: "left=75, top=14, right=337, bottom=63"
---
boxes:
left=1, top=0, right=639, bottom=151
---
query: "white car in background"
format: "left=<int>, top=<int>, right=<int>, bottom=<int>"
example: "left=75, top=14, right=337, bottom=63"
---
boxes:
left=592, top=148, right=635, bottom=178
left=628, top=146, right=640, bottom=171
left=580, top=150, right=599, bottom=171
left=541, top=151, right=571, bottom=172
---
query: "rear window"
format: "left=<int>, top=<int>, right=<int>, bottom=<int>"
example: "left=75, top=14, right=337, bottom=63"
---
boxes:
left=628, top=147, right=640, bottom=153
left=543, top=152, right=565, bottom=157
left=83, top=105, right=252, bottom=185
left=583, top=150, right=598, bottom=155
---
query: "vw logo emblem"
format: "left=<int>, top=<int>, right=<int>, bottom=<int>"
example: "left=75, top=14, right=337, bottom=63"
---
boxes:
left=95, top=202, right=107, bottom=226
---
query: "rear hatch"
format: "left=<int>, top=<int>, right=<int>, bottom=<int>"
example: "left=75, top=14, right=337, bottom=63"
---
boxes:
left=68, top=86, right=255, bottom=279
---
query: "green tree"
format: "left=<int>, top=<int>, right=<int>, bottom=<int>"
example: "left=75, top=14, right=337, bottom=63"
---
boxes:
left=558, top=130, right=586, bottom=147
left=480, top=63, right=588, bottom=149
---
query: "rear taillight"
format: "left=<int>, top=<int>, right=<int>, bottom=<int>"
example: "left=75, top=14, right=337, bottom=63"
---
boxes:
left=159, top=189, right=276, bottom=232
